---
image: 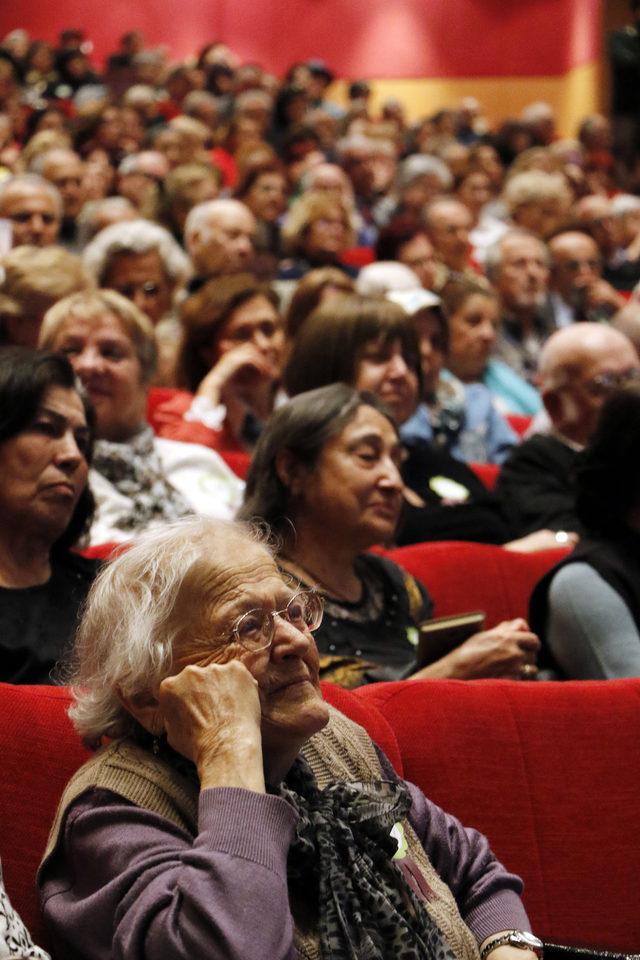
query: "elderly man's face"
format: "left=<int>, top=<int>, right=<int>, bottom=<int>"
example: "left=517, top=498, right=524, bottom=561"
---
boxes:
left=0, top=185, right=60, bottom=247
left=41, top=152, right=85, bottom=219
left=190, top=205, right=256, bottom=276
left=173, top=544, right=329, bottom=760
left=550, top=336, right=640, bottom=444
left=550, top=233, right=601, bottom=303
left=495, top=235, right=549, bottom=314
left=103, top=250, right=174, bottom=325
left=426, top=201, right=471, bottom=271
left=397, top=233, right=437, bottom=290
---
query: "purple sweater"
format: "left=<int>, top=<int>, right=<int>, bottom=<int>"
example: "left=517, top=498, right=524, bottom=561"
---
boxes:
left=39, top=779, right=529, bottom=960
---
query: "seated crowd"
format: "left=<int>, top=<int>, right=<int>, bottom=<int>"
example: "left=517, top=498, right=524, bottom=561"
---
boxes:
left=3, top=22, right=640, bottom=960
left=2, top=24, right=640, bottom=685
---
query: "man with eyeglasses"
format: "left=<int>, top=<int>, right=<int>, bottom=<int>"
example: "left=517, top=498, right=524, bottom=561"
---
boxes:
left=548, top=230, right=625, bottom=326
left=496, top=323, right=640, bottom=538
left=0, top=174, right=62, bottom=249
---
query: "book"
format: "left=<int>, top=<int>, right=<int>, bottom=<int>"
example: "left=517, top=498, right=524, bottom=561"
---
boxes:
left=415, top=610, right=486, bottom=668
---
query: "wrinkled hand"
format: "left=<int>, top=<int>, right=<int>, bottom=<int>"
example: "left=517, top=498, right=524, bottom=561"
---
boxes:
left=445, top=618, right=540, bottom=680
left=196, top=342, right=280, bottom=408
left=158, top=660, right=265, bottom=791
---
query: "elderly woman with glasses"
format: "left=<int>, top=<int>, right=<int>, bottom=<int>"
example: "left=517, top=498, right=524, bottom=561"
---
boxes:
left=39, top=516, right=539, bottom=960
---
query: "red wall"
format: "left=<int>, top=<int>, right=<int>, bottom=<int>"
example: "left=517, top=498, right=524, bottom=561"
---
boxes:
left=0, top=0, right=601, bottom=79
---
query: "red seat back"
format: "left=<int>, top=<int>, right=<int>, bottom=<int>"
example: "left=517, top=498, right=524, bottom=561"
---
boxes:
left=386, top=541, right=569, bottom=627
left=0, top=684, right=90, bottom=945
left=354, top=678, right=640, bottom=952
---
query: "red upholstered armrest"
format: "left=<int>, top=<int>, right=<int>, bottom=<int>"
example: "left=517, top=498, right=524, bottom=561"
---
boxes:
left=357, top=678, right=640, bottom=953
left=386, top=541, right=570, bottom=628
left=0, top=684, right=90, bottom=944
left=320, top=682, right=403, bottom=776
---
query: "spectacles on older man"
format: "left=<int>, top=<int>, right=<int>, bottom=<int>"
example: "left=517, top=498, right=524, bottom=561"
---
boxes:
left=584, top=367, right=640, bottom=397
left=223, top=590, right=324, bottom=652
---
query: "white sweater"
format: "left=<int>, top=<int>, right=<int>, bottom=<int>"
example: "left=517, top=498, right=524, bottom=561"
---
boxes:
left=88, top=437, right=244, bottom=546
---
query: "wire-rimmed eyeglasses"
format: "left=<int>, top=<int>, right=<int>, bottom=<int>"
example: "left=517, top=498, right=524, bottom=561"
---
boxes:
left=222, top=590, right=324, bottom=652
left=584, top=367, right=640, bottom=397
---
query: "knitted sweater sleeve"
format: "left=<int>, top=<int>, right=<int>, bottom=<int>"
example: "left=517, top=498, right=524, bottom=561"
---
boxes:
left=404, top=779, right=530, bottom=944
left=39, top=787, right=299, bottom=960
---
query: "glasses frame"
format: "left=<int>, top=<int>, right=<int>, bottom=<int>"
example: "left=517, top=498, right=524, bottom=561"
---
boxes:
left=221, top=588, right=324, bottom=653
left=584, top=368, right=640, bottom=397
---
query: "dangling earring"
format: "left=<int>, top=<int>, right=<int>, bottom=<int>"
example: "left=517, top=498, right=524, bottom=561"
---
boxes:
left=152, top=736, right=161, bottom=756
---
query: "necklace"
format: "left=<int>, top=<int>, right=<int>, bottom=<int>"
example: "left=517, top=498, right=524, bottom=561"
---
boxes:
left=280, top=554, right=363, bottom=604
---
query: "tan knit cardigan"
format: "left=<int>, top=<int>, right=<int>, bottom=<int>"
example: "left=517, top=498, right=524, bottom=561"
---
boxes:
left=42, top=705, right=479, bottom=960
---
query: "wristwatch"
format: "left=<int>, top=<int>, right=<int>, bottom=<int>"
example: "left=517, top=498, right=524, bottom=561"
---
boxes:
left=480, top=931, right=544, bottom=960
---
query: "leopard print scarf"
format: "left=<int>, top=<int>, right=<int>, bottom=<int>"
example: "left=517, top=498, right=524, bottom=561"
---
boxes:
left=92, top=424, right=192, bottom=531
left=277, top=757, right=458, bottom=960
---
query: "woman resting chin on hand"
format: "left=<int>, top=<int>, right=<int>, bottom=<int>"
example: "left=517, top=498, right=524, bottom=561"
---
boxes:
left=39, top=515, right=538, bottom=960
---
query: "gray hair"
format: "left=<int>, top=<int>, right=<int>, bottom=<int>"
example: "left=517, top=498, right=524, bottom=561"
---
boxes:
left=82, top=218, right=191, bottom=285
left=68, top=517, right=274, bottom=745
left=501, top=170, right=570, bottom=214
left=355, top=261, right=421, bottom=296
left=0, top=173, right=63, bottom=218
left=396, top=154, right=452, bottom=194
left=484, top=228, right=550, bottom=282
left=184, top=197, right=253, bottom=244
left=183, top=90, right=220, bottom=118
left=611, top=193, right=640, bottom=219
left=76, top=197, right=137, bottom=247
left=234, top=89, right=273, bottom=113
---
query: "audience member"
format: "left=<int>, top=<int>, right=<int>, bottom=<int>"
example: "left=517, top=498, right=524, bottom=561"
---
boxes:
left=496, top=323, right=640, bottom=537
left=396, top=283, right=518, bottom=464
left=485, top=229, right=551, bottom=403
left=0, top=348, right=97, bottom=684
left=284, top=266, right=355, bottom=339
left=530, top=389, right=640, bottom=679
left=0, top=245, right=93, bottom=348
left=374, top=216, right=438, bottom=291
left=547, top=230, right=624, bottom=326
left=155, top=274, right=285, bottom=454
left=501, top=170, right=571, bottom=240
left=279, top=190, right=357, bottom=279
left=32, top=147, right=85, bottom=249
left=39, top=513, right=535, bottom=960
left=284, top=293, right=560, bottom=550
left=82, top=218, right=191, bottom=381
left=183, top=198, right=256, bottom=291
left=39, top=290, right=243, bottom=544
left=0, top=173, right=62, bottom=248
left=423, top=197, right=475, bottom=289
left=75, top=196, right=138, bottom=247
left=241, top=383, right=540, bottom=686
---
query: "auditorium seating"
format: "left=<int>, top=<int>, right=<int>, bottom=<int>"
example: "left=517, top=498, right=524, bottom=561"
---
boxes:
left=2, top=679, right=639, bottom=953
left=386, top=540, right=570, bottom=627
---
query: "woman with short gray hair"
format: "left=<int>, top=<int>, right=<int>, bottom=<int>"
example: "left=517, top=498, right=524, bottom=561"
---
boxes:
left=39, top=514, right=536, bottom=960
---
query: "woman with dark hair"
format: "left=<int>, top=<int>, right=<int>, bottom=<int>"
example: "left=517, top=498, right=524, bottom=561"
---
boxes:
left=234, top=160, right=288, bottom=264
left=530, top=389, right=640, bottom=678
left=240, top=383, right=540, bottom=687
left=284, top=294, right=562, bottom=551
left=0, top=347, right=97, bottom=683
left=285, top=265, right=355, bottom=340
left=153, top=273, right=286, bottom=454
